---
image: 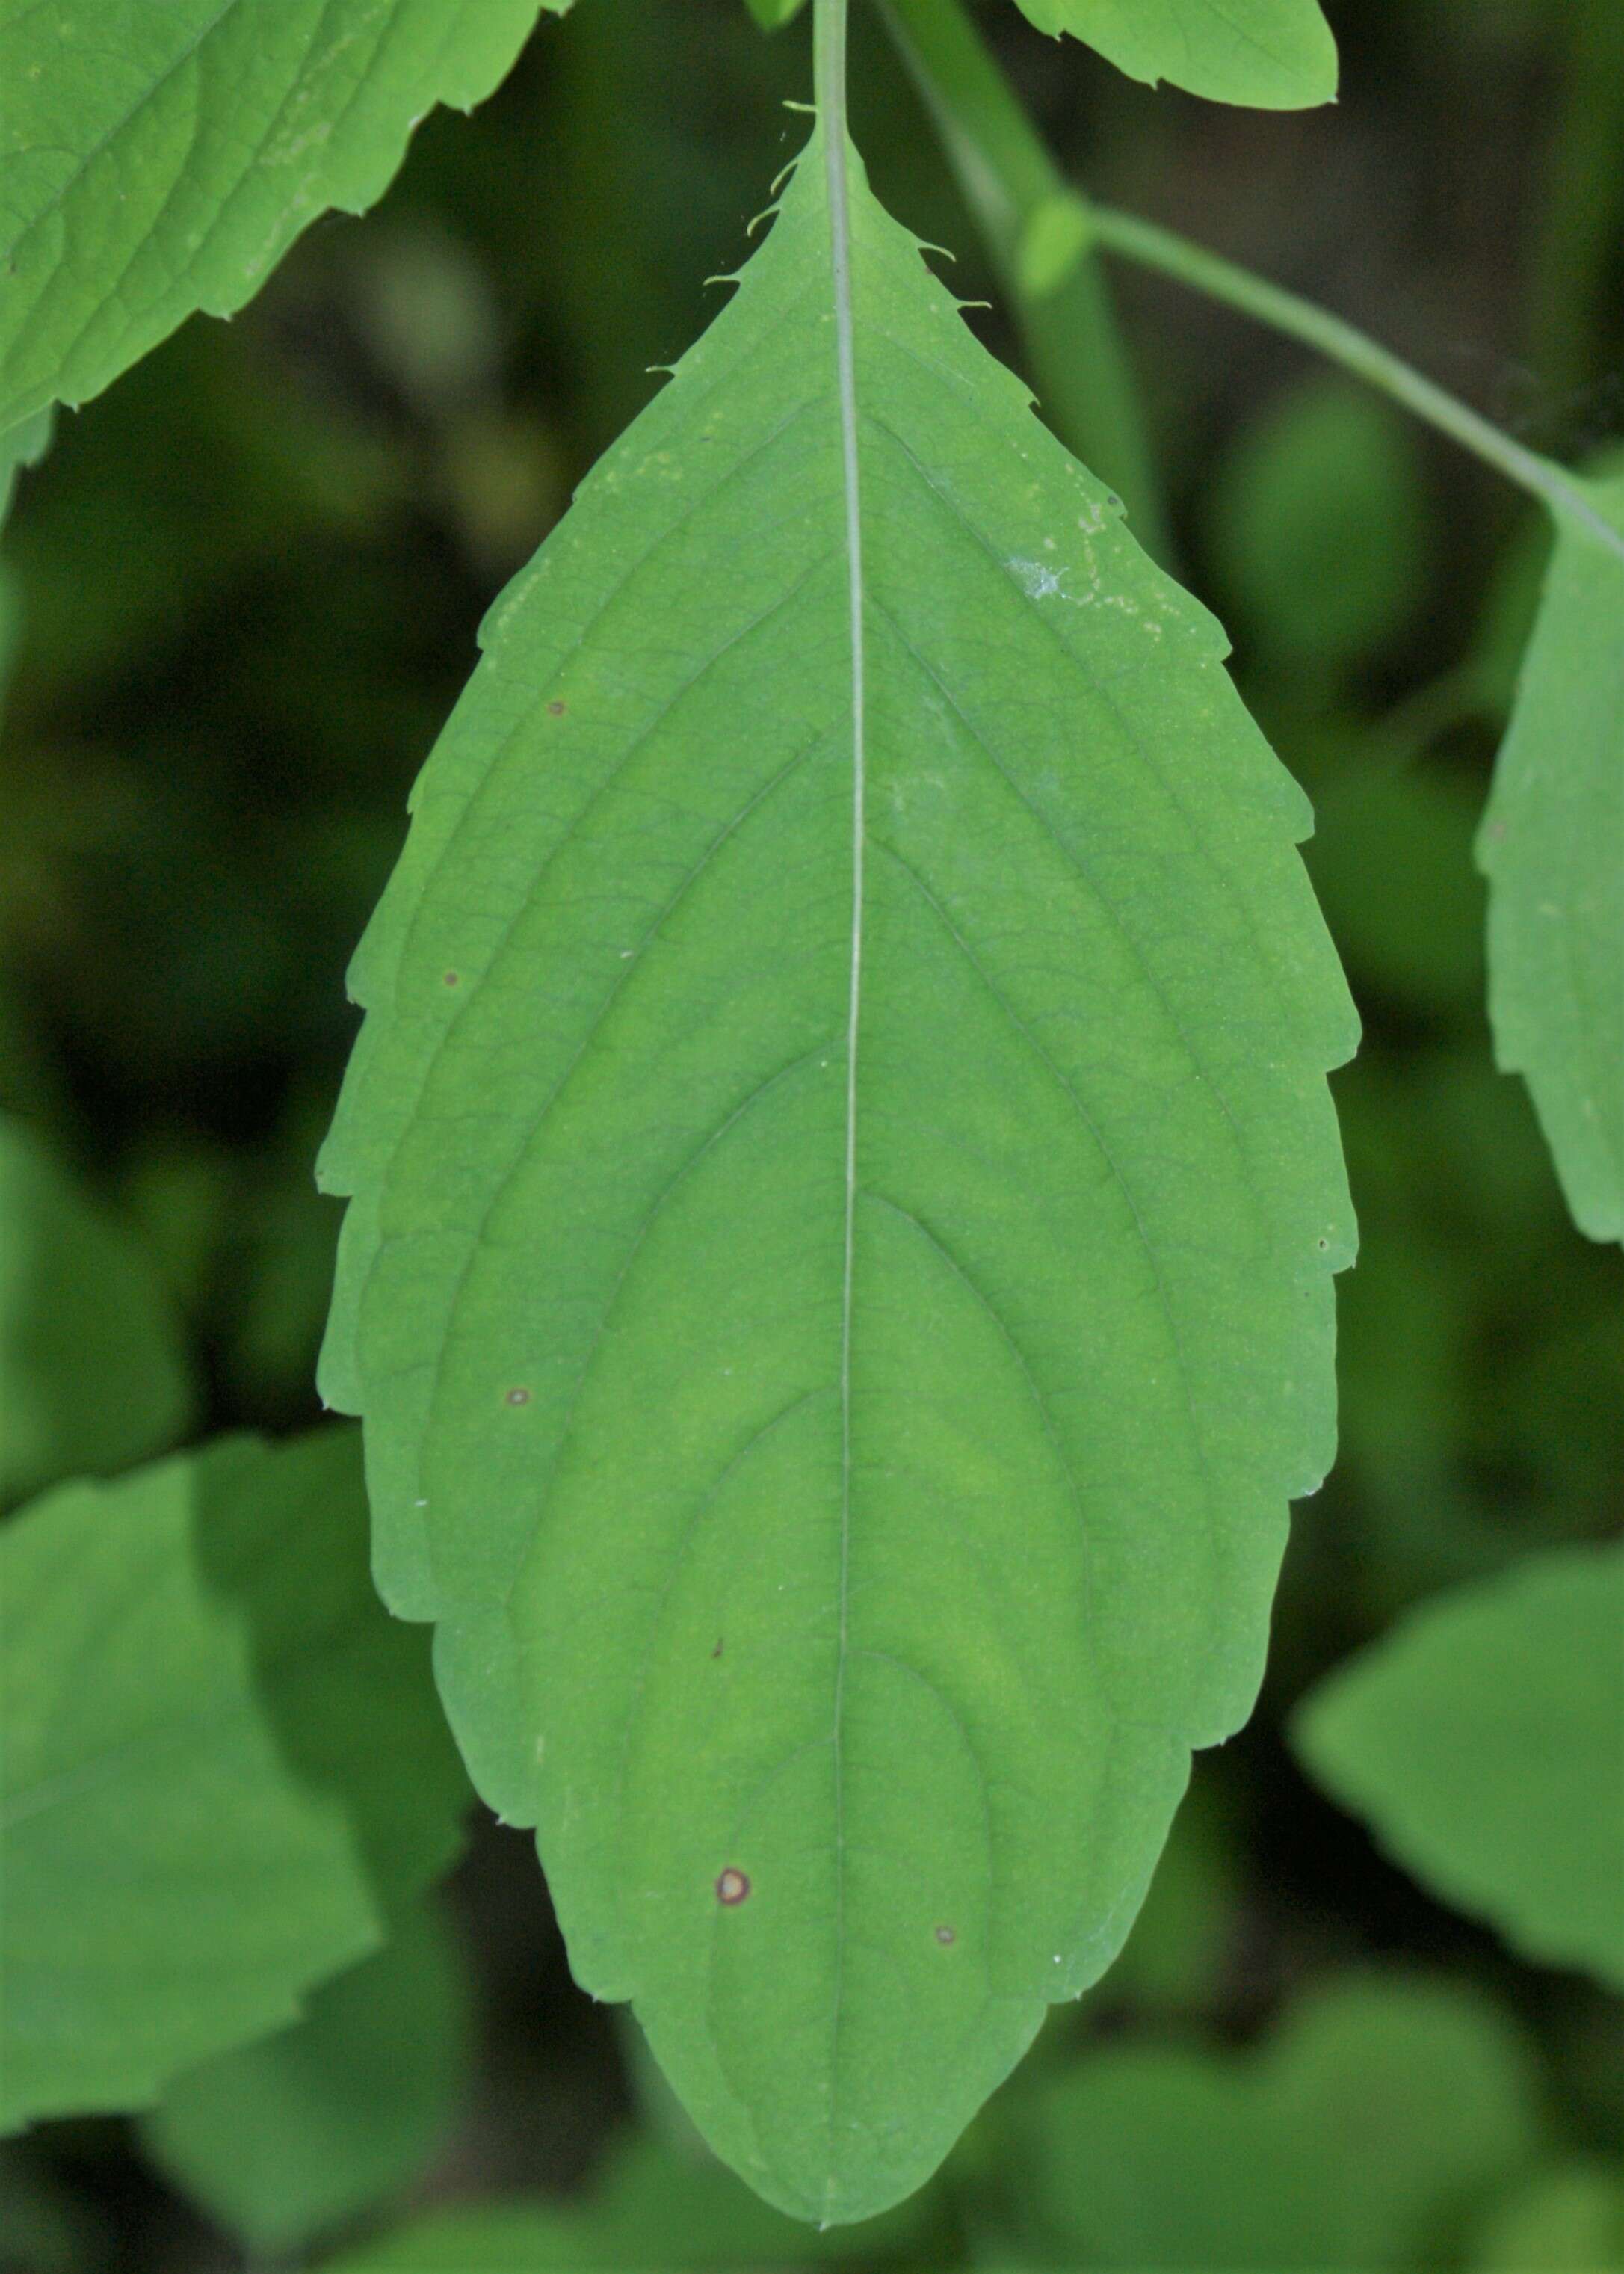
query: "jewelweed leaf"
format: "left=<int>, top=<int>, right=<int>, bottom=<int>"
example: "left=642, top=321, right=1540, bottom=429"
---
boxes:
left=1477, top=474, right=1624, bottom=1245
left=320, top=118, right=1354, bottom=2222
left=0, top=0, right=574, bottom=432
left=141, top=1902, right=472, bottom=2256
left=321, top=2132, right=936, bottom=2272
left=1207, top=377, right=1430, bottom=682
left=1011, top=0, right=1338, bottom=109
left=1294, top=1543, right=1624, bottom=1988
left=1470, top=2161, right=1624, bottom=2273
left=0, top=1115, right=194, bottom=1508
left=0, top=1430, right=469, bottom=2129
left=1007, top=1975, right=1543, bottom=2270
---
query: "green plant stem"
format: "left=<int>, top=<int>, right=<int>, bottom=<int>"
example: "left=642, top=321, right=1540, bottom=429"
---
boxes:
left=870, top=0, right=1620, bottom=566
left=1085, top=204, right=1624, bottom=565
left=873, top=0, right=1171, bottom=563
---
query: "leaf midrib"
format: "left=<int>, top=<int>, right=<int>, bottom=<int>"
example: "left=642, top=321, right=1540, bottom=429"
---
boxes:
left=819, top=54, right=866, bottom=2213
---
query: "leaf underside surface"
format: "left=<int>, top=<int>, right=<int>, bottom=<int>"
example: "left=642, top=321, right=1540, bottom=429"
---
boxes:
left=321, top=121, right=1355, bottom=2221
left=1294, top=1542, right=1624, bottom=1990
left=0, top=1430, right=468, bottom=2129
left=1478, top=474, right=1624, bottom=1245
left=1011, top=0, right=1339, bottom=108
left=0, top=1113, right=194, bottom=1507
left=0, top=0, right=570, bottom=431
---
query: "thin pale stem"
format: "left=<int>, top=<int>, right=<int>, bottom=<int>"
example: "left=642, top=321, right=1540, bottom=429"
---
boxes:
left=1086, top=204, right=1624, bottom=565
left=813, top=0, right=860, bottom=2218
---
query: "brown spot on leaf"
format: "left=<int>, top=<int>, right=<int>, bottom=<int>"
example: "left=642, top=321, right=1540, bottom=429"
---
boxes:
left=505, top=1387, right=531, bottom=1408
left=715, top=1868, right=750, bottom=1906
left=934, top=1925, right=956, bottom=1946
left=711, top=1638, right=723, bottom=1660
left=546, top=699, right=567, bottom=717
left=443, top=970, right=460, bottom=987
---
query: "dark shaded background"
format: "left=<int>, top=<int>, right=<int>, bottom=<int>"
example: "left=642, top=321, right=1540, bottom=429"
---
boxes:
left=2, top=1, right=1620, bottom=2265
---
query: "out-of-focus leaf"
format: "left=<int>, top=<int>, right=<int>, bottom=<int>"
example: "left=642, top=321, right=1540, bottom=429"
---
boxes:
left=1098, top=1774, right=1240, bottom=2012
left=1306, top=762, right=1484, bottom=1017
left=1294, top=1543, right=1624, bottom=1987
left=0, top=412, right=52, bottom=526
left=0, top=1115, right=194, bottom=1507
left=1478, top=474, right=1624, bottom=1243
left=319, top=116, right=1353, bottom=2221
left=1471, top=2161, right=1624, bottom=2272
left=1009, top=1976, right=1542, bottom=2269
left=0, top=1430, right=468, bottom=2128
left=0, top=410, right=47, bottom=723
left=2, top=321, right=398, bottom=693
left=1209, top=379, right=1430, bottom=680
left=141, top=1902, right=472, bottom=2255
left=1011, top=0, right=1337, bottom=108
left=0, top=1, right=575, bottom=431
left=744, top=0, right=808, bottom=27
left=1469, top=511, right=1551, bottom=721
left=0, top=2144, right=100, bottom=2274
left=223, top=1094, right=345, bottom=1410
left=322, top=2133, right=938, bottom=2271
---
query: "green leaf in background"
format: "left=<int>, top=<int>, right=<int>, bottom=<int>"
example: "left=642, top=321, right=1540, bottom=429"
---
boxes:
left=744, top=0, right=809, bottom=28
left=1010, top=0, right=1339, bottom=108
left=0, top=410, right=52, bottom=526
left=1208, top=378, right=1430, bottom=682
left=0, top=0, right=574, bottom=432
left=1009, top=1976, right=1543, bottom=2270
left=0, top=1429, right=469, bottom=2128
left=322, top=2132, right=936, bottom=2273
left=141, top=1901, right=472, bottom=2257
left=0, top=2144, right=102, bottom=2274
left=1477, top=473, right=1624, bottom=1244
left=0, top=1115, right=194, bottom=1507
left=0, top=411, right=50, bottom=731
left=1305, top=762, right=1485, bottom=1020
left=1294, top=1542, right=1624, bottom=1988
left=1470, top=2160, right=1624, bottom=2273
left=320, top=106, right=1353, bottom=2221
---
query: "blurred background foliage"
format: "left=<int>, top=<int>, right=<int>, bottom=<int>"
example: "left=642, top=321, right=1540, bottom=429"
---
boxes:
left=1, top=0, right=1620, bottom=2267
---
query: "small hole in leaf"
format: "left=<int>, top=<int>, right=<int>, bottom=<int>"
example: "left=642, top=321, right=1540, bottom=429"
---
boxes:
left=443, top=970, right=461, bottom=987
left=934, top=1924, right=956, bottom=1946
left=547, top=699, right=567, bottom=717
left=505, top=1387, right=531, bottom=1408
left=716, top=1868, right=750, bottom=1906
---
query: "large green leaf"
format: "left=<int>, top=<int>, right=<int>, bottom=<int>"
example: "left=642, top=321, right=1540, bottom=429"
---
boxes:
left=1477, top=474, right=1624, bottom=1244
left=1294, top=1542, right=1624, bottom=1988
left=320, top=114, right=1353, bottom=2221
left=0, top=1430, right=468, bottom=2128
left=0, top=0, right=572, bottom=431
left=0, top=1115, right=194, bottom=1507
left=1005, top=1975, right=1543, bottom=2269
left=1010, top=0, right=1338, bottom=108
left=141, top=1902, right=472, bottom=2255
